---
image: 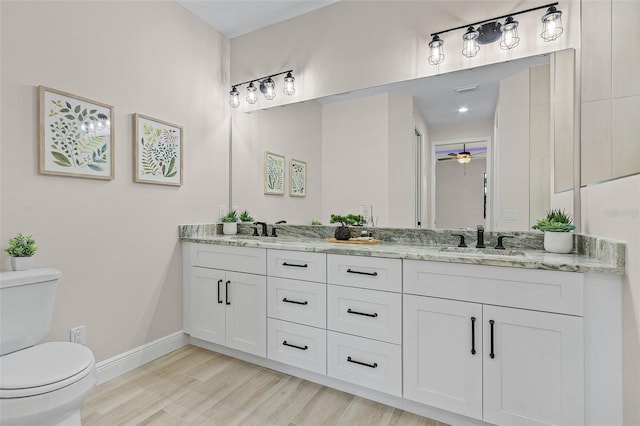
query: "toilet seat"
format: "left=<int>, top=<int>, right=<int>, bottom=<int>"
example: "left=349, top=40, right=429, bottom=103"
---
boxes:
left=0, top=342, right=95, bottom=398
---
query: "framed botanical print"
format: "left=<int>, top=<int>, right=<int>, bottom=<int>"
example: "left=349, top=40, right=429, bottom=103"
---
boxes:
left=290, top=158, right=306, bottom=197
left=264, top=151, right=285, bottom=195
left=133, top=113, right=183, bottom=186
left=38, top=86, right=114, bottom=179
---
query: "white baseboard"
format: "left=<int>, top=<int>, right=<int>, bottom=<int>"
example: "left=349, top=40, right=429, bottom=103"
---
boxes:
left=95, top=331, right=188, bottom=385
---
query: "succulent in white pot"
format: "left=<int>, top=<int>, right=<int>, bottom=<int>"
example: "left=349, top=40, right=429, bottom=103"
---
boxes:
left=532, top=209, right=575, bottom=254
left=5, top=233, right=37, bottom=271
left=220, top=211, right=239, bottom=235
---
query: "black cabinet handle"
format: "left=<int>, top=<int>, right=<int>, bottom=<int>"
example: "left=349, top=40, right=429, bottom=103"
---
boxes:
left=489, top=319, right=495, bottom=359
left=225, top=280, right=231, bottom=305
left=282, top=297, right=308, bottom=305
left=347, top=356, right=378, bottom=368
left=471, top=316, right=476, bottom=355
left=282, top=340, right=308, bottom=351
left=282, top=262, right=308, bottom=268
left=347, top=268, right=378, bottom=277
left=217, top=279, right=223, bottom=304
left=347, top=308, right=378, bottom=318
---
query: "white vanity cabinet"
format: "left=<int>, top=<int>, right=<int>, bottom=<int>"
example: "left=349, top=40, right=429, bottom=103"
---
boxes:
left=326, top=254, right=403, bottom=396
left=403, top=260, right=585, bottom=425
left=266, top=250, right=328, bottom=374
left=183, top=243, right=267, bottom=357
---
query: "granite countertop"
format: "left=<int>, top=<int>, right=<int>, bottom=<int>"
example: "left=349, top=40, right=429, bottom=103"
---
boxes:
left=179, top=224, right=626, bottom=275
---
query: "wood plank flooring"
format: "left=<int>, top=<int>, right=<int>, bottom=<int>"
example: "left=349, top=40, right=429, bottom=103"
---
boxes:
left=81, top=345, right=447, bottom=426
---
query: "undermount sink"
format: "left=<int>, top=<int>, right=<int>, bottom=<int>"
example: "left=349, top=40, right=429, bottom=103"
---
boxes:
left=438, top=247, right=528, bottom=257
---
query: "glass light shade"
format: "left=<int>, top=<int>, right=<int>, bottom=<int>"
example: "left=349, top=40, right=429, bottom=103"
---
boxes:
left=229, top=87, right=240, bottom=108
left=262, top=77, right=276, bottom=100
left=458, top=155, right=472, bottom=164
left=541, top=6, right=563, bottom=41
left=462, top=27, right=480, bottom=58
left=283, top=72, right=295, bottom=96
left=246, top=82, right=258, bottom=104
left=500, top=17, right=520, bottom=49
left=428, top=35, right=444, bottom=65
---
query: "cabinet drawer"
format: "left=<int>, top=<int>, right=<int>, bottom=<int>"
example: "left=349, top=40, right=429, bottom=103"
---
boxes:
left=190, top=243, right=266, bottom=275
left=327, top=285, right=401, bottom=344
left=327, top=331, right=401, bottom=396
left=327, top=255, right=401, bottom=292
left=267, top=249, right=326, bottom=282
left=267, top=277, right=326, bottom=328
left=267, top=318, right=326, bottom=375
left=403, top=260, right=584, bottom=316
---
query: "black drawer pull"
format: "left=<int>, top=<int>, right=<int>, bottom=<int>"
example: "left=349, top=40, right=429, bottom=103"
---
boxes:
left=225, top=280, right=231, bottom=305
left=489, top=319, right=495, bottom=359
left=282, top=262, right=308, bottom=268
left=347, top=268, right=378, bottom=277
left=347, top=308, right=378, bottom=318
left=217, top=279, right=223, bottom=304
left=347, top=356, right=378, bottom=369
left=283, top=340, right=308, bottom=350
left=470, top=316, right=476, bottom=355
left=282, top=297, right=308, bottom=306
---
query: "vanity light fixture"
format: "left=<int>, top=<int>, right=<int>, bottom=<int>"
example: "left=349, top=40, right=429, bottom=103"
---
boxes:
left=229, top=70, right=295, bottom=108
left=428, top=2, right=562, bottom=66
left=458, top=106, right=469, bottom=113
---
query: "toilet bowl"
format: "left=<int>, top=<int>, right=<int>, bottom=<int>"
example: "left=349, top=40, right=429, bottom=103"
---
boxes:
left=0, top=269, right=97, bottom=426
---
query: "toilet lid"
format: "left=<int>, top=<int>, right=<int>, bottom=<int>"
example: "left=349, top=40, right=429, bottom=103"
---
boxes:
left=0, top=342, right=95, bottom=395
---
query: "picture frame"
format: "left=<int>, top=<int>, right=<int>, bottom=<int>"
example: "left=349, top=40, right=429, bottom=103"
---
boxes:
left=289, top=158, right=307, bottom=197
left=264, top=151, right=285, bottom=195
left=133, top=113, right=183, bottom=186
left=38, top=86, right=114, bottom=180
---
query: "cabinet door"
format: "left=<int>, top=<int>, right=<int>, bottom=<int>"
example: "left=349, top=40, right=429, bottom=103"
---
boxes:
left=483, top=305, right=584, bottom=426
left=189, top=267, right=226, bottom=345
left=403, top=295, right=483, bottom=420
left=225, top=271, right=267, bottom=357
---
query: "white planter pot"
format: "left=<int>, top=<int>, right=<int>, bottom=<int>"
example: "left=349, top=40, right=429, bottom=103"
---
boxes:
left=222, top=222, right=238, bottom=235
left=543, top=232, right=574, bottom=254
left=11, top=256, right=32, bottom=271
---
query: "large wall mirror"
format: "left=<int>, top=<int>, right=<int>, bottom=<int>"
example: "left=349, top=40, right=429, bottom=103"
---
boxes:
left=231, top=48, right=575, bottom=231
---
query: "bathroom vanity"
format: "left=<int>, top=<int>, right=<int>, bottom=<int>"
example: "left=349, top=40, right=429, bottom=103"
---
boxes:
left=180, top=225, right=624, bottom=426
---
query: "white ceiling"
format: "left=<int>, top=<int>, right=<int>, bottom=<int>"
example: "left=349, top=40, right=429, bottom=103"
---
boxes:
left=177, top=0, right=339, bottom=38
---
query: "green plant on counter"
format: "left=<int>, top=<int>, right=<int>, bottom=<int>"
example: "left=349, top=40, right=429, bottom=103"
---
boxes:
left=239, top=210, right=254, bottom=222
left=311, top=220, right=322, bottom=226
left=5, top=233, right=37, bottom=257
left=220, top=210, right=238, bottom=223
left=532, top=208, right=575, bottom=232
left=330, top=213, right=365, bottom=226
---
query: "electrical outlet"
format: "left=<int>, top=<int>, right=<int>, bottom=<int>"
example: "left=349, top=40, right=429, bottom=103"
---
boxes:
left=219, top=205, right=227, bottom=219
left=70, top=326, right=86, bottom=345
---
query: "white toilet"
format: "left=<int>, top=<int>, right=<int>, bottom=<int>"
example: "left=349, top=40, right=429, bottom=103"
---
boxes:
left=0, top=268, right=97, bottom=426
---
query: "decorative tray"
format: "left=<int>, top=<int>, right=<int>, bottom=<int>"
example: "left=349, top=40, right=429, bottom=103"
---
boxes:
left=326, top=238, right=381, bottom=245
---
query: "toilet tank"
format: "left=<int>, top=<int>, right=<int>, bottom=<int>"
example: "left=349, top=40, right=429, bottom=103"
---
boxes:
left=0, top=268, right=61, bottom=355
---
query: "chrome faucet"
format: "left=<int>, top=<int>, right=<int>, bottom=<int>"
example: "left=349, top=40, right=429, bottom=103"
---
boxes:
left=476, top=225, right=485, bottom=248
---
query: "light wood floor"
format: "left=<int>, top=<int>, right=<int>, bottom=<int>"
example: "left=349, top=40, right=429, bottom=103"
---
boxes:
left=81, top=345, right=447, bottom=426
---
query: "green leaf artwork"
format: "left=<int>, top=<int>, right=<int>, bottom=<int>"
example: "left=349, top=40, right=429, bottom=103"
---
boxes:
left=139, top=122, right=179, bottom=178
left=290, top=159, right=306, bottom=197
left=46, top=96, right=109, bottom=172
left=265, top=152, right=284, bottom=194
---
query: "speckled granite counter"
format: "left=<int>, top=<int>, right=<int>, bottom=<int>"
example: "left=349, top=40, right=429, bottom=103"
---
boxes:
left=179, top=224, right=626, bottom=275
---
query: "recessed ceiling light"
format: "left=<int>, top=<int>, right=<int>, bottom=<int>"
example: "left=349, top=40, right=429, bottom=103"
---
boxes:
left=458, top=107, right=469, bottom=113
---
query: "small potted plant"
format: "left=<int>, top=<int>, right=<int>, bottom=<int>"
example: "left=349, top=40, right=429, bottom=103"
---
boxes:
left=5, top=233, right=37, bottom=271
left=220, top=210, right=239, bottom=235
left=532, top=208, right=575, bottom=254
left=330, top=214, right=365, bottom=240
left=239, top=210, right=254, bottom=223
left=311, top=220, right=322, bottom=226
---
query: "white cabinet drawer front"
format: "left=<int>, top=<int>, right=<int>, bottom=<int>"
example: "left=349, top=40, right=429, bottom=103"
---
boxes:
left=403, top=260, right=584, bottom=316
left=267, top=277, right=326, bottom=328
left=267, top=249, right=326, bottom=282
left=327, top=255, right=401, bottom=292
left=327, top=331, right=402, bottom=397
left=327, top=285, right=401, bottom=344
left=190, top=243, right=266, bottom=275
left=267, top=318, right=326, bottom=375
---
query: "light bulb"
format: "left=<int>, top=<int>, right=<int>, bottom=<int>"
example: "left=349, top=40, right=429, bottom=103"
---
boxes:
left=500, top=17, right=520, bottom=50
left=283, top=72, right=295, bottom=96
left=262, top=77, right=276, bottom=100
left=462, top=26, right=480, bottom=58
left=229, top=87, right=240, bottom=108
left=246, top=82, right=258, bottom=104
